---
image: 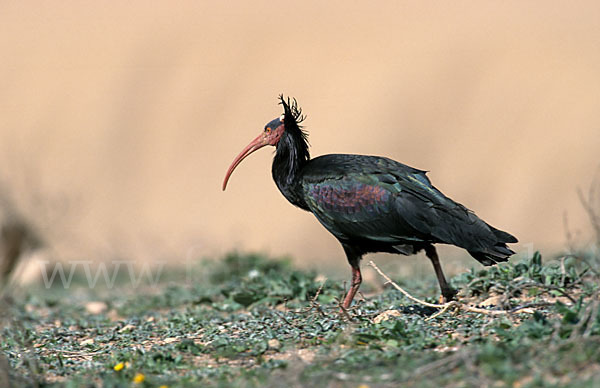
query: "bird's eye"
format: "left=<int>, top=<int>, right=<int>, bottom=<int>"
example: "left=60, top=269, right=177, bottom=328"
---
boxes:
left=265, top=127, right=271, bottom=133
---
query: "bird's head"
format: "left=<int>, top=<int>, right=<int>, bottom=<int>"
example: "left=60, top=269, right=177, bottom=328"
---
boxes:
left=222, top=96, right=307, bottom=190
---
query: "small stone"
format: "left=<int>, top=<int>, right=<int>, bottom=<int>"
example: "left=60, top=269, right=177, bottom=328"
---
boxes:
left=373, top=309, right=401, bottom=324
left=80, top=338, right=94, bottom=346
left=512, top=307, right=535, bottom=314
left=479, top=295, right=502, bottom=307
left=297, top=348, right=315, bottom=363
left=267, top=339, right=281, bottom=351
left=164, top=337, right=178, bottom=344
left=85, top=301, right=107, bottom=314
left=107, top=309, right=122, bottom=322
left=119, top=324, right=136, bottom=333
left=315, top=274, right=327, bottom=283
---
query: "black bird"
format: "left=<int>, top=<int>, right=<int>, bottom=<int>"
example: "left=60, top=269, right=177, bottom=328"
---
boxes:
left=223, top=96, right=517, bottom=309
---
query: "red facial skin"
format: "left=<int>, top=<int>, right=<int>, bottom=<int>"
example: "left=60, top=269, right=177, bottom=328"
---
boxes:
left=222, top=123, right=285, bottom=191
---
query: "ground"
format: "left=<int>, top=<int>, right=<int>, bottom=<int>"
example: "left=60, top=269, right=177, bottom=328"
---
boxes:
left=1, top=251, right=600, bottom=387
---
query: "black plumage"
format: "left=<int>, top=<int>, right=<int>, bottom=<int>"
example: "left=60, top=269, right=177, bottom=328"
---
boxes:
left=223, top=96, right=517, bottom=308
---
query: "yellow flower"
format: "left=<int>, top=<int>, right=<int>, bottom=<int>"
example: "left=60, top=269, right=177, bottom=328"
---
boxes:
left=113, top=362, right=124, bottom=371
left=159, top=386, right=169, bottom=388
left=133, top=373, right=145, bottom=384
left=358, top=385, right=370, bottom=388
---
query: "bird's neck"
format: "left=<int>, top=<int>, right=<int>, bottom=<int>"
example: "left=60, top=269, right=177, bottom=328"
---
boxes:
left=272, top=130, right=310, bottom=210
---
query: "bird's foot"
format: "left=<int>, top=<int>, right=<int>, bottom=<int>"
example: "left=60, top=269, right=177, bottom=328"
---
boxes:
left=439, top=288, right=458, bottom=304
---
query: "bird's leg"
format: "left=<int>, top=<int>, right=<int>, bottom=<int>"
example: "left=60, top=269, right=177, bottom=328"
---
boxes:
left=342, top=265, right=362, bottom=310
left=341, top=245, right=362, bottom=309
left=424, top=245, right=457, bottom=302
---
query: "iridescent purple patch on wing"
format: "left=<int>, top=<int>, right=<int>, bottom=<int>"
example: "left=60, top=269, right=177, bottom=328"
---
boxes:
left=309, top=183, right=390, bottom=214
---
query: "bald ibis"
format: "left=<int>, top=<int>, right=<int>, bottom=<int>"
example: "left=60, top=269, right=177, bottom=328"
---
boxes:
left=223, top=96, right=517, bottom=309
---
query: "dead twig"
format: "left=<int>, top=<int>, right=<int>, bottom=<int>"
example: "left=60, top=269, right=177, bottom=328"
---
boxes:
left=577, top=172, right=600, bottom=246
left=367, top=260, right=534, bottom=320
left=274, top=310, right=304, bottom=330
left=504, top=280, right=579, bottom=305
left=303, top=278, right=326, bottom=317
left=336, top=298, right=354, bottom=322
left=367, top=261, right=445, bottom=309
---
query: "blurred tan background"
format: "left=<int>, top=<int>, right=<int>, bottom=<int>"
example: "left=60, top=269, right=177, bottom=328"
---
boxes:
left=1, top=1, right=599, bottom=272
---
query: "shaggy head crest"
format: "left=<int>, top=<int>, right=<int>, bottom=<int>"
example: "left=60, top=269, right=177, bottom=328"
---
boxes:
left=279, top=95, right=309, bottom=143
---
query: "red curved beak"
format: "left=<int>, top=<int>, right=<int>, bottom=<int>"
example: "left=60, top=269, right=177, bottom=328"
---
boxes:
left=222, top=132, right=269, bottom=191
left=222, top=121, right=285, bottom=191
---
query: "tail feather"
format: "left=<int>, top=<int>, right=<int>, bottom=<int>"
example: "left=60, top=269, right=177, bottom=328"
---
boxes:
left=468, top=242, right=515, bottom=266
left=465, top=221, right=518, bottom=266
left=390, top=181, right=518, bottom=266
left=490, top=226, right=518, bottom=244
